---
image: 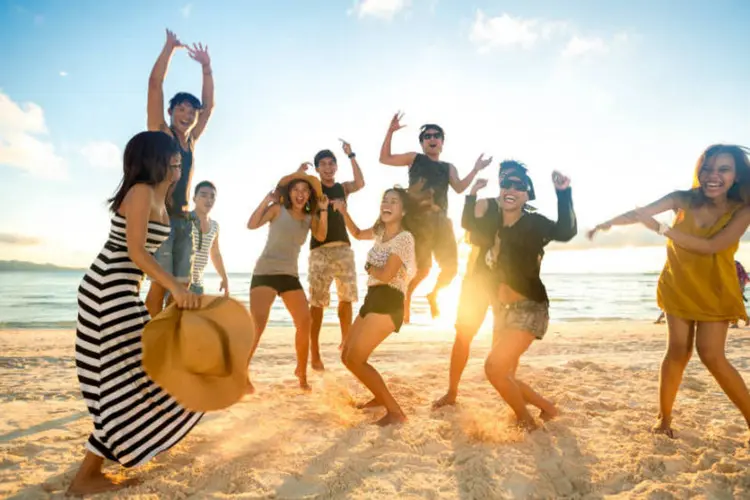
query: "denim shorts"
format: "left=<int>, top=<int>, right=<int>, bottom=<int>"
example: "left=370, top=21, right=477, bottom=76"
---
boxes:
left=493, top=300, right=549, bottom=340
left=153, top=215, right=194, bottom=281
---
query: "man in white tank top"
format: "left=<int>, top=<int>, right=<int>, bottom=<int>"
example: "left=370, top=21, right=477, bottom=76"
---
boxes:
left=189, top=181, right=228, bottom=296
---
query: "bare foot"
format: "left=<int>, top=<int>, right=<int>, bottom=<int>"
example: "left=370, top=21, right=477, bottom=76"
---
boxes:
left=295, top=368, right=311, bottom=391
left=311, top=358, right=325, bottom=371
left=355, top=398, right=383, bottom=409
left=652, top=420, right=675, bottom=438
left=375, top=412, right=407, bottom=427
left=539, top=406, right=560, bottom=422
left=426, top=292, right=440, bottom=318
left=66, top=473, right=139, bottom=497
left=516, top=417, right=539, bottom=433
left=432, top=392, right=457, bottom=409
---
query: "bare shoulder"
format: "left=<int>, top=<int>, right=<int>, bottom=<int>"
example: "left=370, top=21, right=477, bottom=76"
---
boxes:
left=122, top=184, right=155, bottom=208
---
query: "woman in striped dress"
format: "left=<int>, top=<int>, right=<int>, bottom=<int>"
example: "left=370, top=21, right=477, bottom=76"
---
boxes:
left=68, top=131, right=202, bottom=496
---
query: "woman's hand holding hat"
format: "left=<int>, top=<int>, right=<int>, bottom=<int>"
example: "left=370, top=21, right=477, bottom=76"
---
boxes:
left=171, top=287, right=201, bottom=310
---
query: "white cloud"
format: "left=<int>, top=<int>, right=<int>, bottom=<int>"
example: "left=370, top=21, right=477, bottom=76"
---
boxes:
left=469, top=11, right=541, bottom=52
left=351, top=0, right=409, bottom=20
left=561, top=35, right=608, bottom=59
left=59, top=71, right=68, bottom=77
left=0, top=91, right=66, bottom=179
left=81, top=141, right=121, bottom=170
left=181, top=3, right=192, bottom=18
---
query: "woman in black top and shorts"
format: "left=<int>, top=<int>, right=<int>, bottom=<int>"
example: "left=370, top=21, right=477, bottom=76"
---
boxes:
left=483, top=169, right=577, bottom=431
left=333, top=188, right=418, bottom=426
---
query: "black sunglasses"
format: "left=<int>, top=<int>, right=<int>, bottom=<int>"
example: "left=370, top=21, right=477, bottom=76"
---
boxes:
left=422, top=132, right=443, bottom=140
left=500, top=178, right=529, bottom=191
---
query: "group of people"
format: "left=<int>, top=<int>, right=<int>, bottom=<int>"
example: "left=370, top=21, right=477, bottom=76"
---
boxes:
left=66, top=28, right=750, bottom=497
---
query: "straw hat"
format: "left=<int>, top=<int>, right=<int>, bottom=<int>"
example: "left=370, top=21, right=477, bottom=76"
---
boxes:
left=142, top=295, right=255, bottom=412
left=277, top=172, right=324, bottom=201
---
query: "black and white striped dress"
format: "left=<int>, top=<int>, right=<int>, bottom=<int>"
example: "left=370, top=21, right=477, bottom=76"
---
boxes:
left=75, top=214, right=203, bottom=467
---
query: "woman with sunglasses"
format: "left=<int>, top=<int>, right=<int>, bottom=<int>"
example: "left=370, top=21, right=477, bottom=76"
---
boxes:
left=484, top=169, right=577, bottom=431
left=590, top=144, right=750, bottom=440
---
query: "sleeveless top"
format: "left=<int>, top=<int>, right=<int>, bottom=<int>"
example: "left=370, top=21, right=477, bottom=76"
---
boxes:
left=657, top=204, right=747, bottom=322
left=311, top=182, right=350, bottom=249
left=191, top=216, right=219, bottom=287
left=253, top=207, right=311, bottom=277
left=409, top=153, right=451, bottom=212
left=366, top=229, right=417, bottom=294
left=166, top=126, right=194, bottom=217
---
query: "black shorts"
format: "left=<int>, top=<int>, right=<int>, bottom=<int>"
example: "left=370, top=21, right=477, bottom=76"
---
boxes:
left=414, top=213, right=458, bottom=274
left=359, top=285, right=406, bottom=332
left=250, top=274, right=303, bottom=294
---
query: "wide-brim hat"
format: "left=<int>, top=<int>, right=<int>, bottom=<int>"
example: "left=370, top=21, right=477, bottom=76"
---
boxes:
left=142, top=295, right=255, bottom=412
left=277, top=172, right=324, bottom=201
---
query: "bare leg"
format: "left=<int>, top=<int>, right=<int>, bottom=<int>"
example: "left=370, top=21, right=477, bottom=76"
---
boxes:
left=310, top=305, right=325, bottom=371
left=653, top=314, right=695, bottom=437
left=405, top=267, right=430, bottom=324
left=145, top=282, right=167, bottom=318
left=433, top=327, right=476, bottom=408
left=338, top=300, right=353, bottom=349
left=248, top=286, right=278, bottom=393
left=696, top=322, right=750, bottom=430
left=427, top=224, right=458, bottom=318
left=484, top=329, right=538, bottom=431
left=342, top=314, right=405, bottom=425
left=281, top=290, right=312, bottom=390
left=67, top=451, right=137, bottom=496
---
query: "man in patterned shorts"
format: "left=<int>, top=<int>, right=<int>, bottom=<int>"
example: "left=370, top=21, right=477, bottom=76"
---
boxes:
left=306, top=140, right=365, bottom=370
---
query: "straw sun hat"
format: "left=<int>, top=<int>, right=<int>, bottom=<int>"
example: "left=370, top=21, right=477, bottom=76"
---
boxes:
left=142, top=295, right=255, bottom=412
left=277, top=172, right=324, bottom=201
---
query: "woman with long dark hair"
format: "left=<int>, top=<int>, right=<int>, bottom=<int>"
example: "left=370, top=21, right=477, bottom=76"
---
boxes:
left=68, top=131, right=202, bottom=496
left=335, top=187, right=418, bottom=426
left=246, top=170, right=328, bottom=391
left=590, top=144, right=750, bottom=439
left=484, top=168, right=577, bottom=431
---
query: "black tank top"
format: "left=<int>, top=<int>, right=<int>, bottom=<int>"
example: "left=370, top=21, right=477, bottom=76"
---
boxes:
left=166, top=126, right=194, bottom=217
left=408, top=153, right=451, bottom=212
left=311, top=182, right=351, bottom=249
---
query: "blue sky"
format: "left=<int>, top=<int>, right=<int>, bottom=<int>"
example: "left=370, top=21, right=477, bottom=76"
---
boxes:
left=1, top=0, right=750, bottom=275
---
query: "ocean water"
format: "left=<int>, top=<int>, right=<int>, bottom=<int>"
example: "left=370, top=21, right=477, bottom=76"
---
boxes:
left=0, top=270, right=667, bottom=330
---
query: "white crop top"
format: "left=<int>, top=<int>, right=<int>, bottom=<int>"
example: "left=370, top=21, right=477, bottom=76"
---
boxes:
left=366, top=229, right=416, bottom=294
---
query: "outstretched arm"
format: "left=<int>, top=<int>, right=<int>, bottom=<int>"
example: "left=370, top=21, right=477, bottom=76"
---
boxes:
left=449, top=154, right=492, bottom=194
left=188, top=43, right=214, bottom=141
left=332, top=200, right=374, bottom=240
left=588, top=191, right=686, bottom=239
left=461, top=179, right=490, bottom=231
left=147, top=29, right=183, bottom=132
left=339, top=140, right=365, bottom=195
left=379, top=111, right=417, bottom=167
left=636, top=205, right=750, bottom=255
left=247, top=191, right=281, bottom=229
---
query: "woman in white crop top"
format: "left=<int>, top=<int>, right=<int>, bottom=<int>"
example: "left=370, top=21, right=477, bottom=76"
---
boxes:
left=334, top=187, right=417, bottom=426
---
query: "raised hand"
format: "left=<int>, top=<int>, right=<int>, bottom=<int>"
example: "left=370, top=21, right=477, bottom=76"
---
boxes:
left=297, top=162, right=312, bottom=173
left=552, top=170, right=571, bottom=191
left=318, top=195, right=330, bottom=211
left=470, top=178, right=488, bottom=195
left=339, top=138, right=353, bottom=157
left=165, top=29, right=185, bottom=50
left=587, top=222, right=611, bottom=240
left=187, top=42, right=211, bottom=67
left=474, top=153, right=493, bottom=172
left=331, top=199, right=347, bottom=213
left=388, top=111, right=406, bottom=134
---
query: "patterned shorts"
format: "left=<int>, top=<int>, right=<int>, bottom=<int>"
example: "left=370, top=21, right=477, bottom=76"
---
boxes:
left=493, top=300, right=549, bottom=340
left=308, top=245, right=358, bottom=308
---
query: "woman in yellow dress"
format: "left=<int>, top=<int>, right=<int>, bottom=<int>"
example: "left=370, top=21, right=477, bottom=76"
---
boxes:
left=589, top=144, right=750, bottom=440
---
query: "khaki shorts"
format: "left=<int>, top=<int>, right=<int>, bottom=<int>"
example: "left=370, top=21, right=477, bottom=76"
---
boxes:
left=308, top=245, right=358, bottom=308
left=493, top=300, right=549, bottom=340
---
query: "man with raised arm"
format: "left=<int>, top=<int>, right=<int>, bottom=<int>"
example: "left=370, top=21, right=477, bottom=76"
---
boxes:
left=379, top=111, right=491, bottom=322
left=144, top=28, right=215, bottom=317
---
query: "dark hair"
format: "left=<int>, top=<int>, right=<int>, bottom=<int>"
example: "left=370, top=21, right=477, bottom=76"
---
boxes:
left=194, top=180, right=217, bottom=196
left=499, top=159, right=527, bottom=175
left=314, top=149, right=336, bottom=168
left=373, top=187, right=420, bottom=235
left=281, top=179, right=319, bottom=214
left=419, top=123, right=445, bottom=142
left=689, top=144, right=750, bottom=206
left=108, top=131, right=180, bottom=213
left=169, top=92, right=203, bottom=111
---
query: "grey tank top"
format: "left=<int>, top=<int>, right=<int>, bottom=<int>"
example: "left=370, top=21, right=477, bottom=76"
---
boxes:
left=253, top=207, right=311, bottom=277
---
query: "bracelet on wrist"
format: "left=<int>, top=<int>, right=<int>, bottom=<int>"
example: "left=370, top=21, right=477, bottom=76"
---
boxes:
left=348, top=152, right=356, bottom=159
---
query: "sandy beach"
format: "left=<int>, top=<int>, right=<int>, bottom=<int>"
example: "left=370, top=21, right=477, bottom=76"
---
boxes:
left=1, top=321, right=750, bottom=499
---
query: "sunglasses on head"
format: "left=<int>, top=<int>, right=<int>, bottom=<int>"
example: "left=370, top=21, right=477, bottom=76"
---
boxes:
left=422, top=133, right=443, bottom=140
left=500, top=178, right=529, bottom=191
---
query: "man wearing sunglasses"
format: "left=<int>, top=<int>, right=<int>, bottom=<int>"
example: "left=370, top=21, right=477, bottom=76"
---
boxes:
left=379, top=111, right=491, bottom=322
left=433, top=161, right=531, bottom=408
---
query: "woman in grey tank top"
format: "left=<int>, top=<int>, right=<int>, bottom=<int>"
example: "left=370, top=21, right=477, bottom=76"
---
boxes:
left=246, top=171, right=328, bottom=391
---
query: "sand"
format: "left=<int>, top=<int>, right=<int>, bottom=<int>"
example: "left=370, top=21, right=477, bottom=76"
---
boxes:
left=1, top=322, right=750, bottom=499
